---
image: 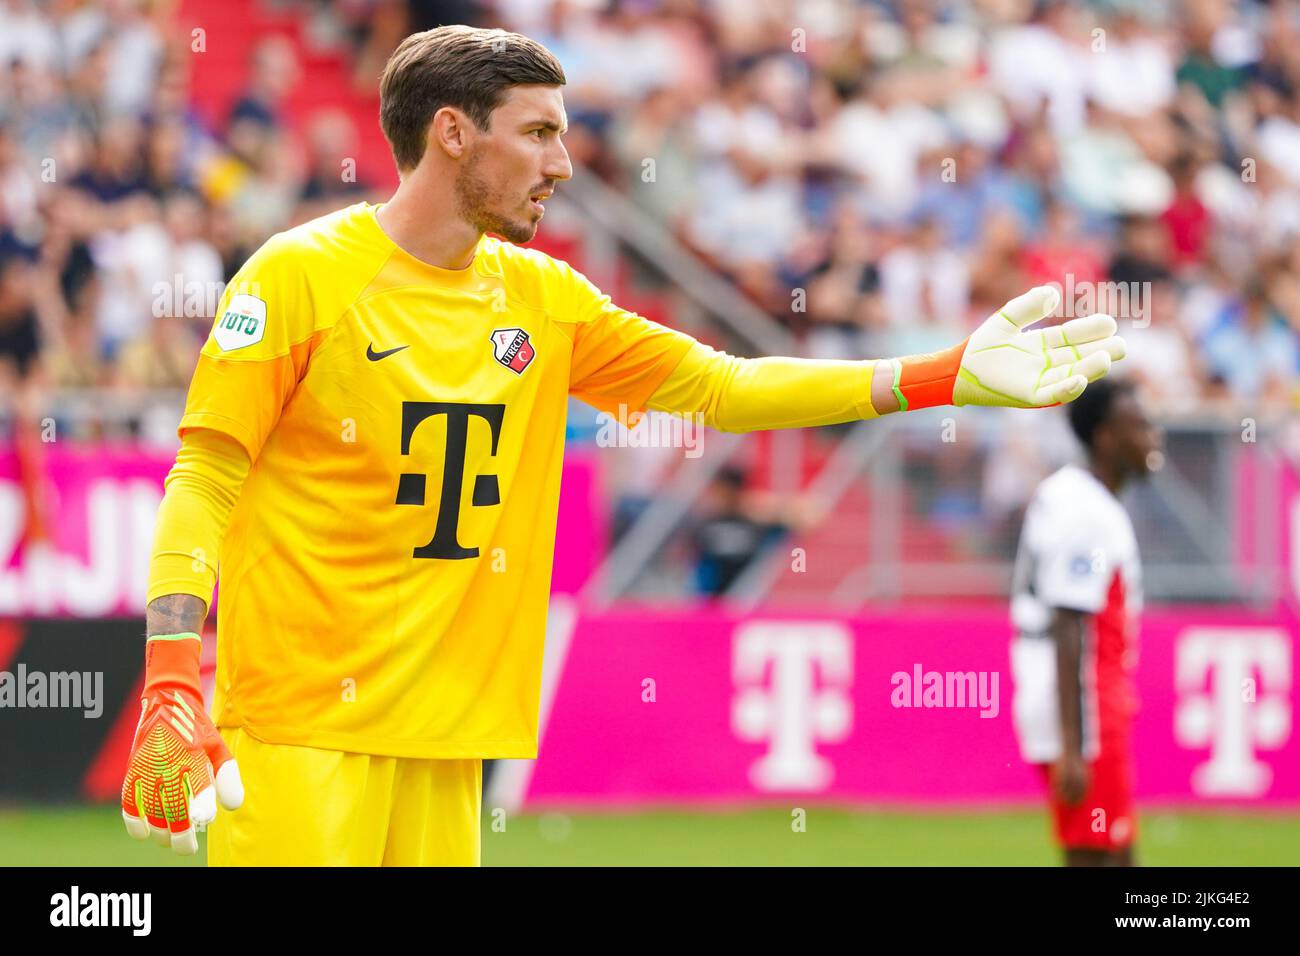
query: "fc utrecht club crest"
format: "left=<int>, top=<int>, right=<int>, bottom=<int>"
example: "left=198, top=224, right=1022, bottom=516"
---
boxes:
left=490, top=327, right=535, bottom=374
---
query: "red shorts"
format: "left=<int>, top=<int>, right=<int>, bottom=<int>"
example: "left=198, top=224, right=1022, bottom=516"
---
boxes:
left=1037, top=738, right=1135, bottom=850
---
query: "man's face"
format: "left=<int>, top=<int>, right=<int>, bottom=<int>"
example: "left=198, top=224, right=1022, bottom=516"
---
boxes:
left=454, top=85, right=572, bottom=244
left=1104, top=390, right=1164, bottom=479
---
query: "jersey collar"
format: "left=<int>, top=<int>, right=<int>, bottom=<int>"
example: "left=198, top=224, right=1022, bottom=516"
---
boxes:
left=361, top=202, right=496, bottom=293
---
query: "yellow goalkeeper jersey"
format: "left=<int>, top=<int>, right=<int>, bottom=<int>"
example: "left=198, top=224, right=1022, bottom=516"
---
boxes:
left=185, top=202, right=695, bottom=758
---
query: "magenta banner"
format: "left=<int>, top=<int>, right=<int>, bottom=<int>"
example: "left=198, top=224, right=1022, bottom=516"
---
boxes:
left=8, top=443, right=1298, bottom=807
left=0, top=444, right=601, bottom=615
left=0, top=445, right=170, bottom=617
left=522, top=602, right=1298, bottom=807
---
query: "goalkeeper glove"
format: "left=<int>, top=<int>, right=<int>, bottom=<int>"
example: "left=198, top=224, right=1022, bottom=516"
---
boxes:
left=884, top=286, right=1126, bottom=410
left=121, top=632, right=243, bottom=855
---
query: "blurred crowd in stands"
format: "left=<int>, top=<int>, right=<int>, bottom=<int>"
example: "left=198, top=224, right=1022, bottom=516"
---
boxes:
left=0, top=0, right=382, bottom=424
left=517, top=0, right=1300, bottom=418
left=1, top=0, right=1298, bottom=432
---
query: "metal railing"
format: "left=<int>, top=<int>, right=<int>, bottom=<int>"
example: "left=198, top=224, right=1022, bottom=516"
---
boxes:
left=587, top=412, right=1291, bottom=608
left=0, top=389, right=187, bottom=444
left=552, top=165, right=798, bottom=358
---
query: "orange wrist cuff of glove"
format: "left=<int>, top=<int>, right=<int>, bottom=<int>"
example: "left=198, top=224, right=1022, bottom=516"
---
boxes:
left=891, top=338, right=969, bottom=411
left=143, top=633, right=202, bottom=699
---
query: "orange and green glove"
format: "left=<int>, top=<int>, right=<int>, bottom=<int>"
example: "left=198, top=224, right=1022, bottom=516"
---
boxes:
left=120, top=633, right=243, bottom=855
left=886, top=286, right=1126, bottom=410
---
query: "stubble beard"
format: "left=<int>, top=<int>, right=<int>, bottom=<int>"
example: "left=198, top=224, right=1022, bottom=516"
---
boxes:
left=454, top=147, right=537, bottom=245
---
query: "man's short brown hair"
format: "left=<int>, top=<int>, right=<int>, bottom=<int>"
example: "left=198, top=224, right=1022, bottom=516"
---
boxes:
left=379, top=26, right=566, bottom=172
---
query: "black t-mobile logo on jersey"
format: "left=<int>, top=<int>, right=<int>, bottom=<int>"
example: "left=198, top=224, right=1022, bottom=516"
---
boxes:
left=396, top=401, right=505, bottom=559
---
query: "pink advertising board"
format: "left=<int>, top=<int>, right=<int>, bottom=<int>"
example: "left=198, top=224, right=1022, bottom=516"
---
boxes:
left=522, top=601, right=1298, bottom=807
left=6, top=442, right=1298, bottom=806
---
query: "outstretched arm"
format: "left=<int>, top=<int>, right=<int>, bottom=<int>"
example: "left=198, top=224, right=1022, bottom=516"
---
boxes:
left=647, top=286, right=1126, bottom=431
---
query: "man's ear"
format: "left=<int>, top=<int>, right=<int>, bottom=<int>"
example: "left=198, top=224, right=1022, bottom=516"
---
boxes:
left=429, top=106, right=468, bottom=160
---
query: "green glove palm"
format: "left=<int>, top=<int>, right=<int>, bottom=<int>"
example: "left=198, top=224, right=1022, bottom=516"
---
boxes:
left=953, top=286, right=1126, bottom=408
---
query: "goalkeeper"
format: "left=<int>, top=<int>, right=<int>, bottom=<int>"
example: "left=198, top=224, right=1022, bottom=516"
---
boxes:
left=123, top=25, right=1126, bottom=865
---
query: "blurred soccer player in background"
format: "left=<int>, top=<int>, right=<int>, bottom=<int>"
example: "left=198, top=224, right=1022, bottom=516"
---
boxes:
left=1010, top=378, right=1163, bottom=866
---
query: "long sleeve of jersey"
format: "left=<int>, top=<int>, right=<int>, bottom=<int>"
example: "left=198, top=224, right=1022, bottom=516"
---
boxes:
left=646, top=340, right=881, bottom=431
left=146, top=428, right=252, bottom=612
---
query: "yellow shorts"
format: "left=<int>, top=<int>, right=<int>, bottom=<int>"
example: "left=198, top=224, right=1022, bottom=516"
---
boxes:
left=206, top=727, right=482, bottom=867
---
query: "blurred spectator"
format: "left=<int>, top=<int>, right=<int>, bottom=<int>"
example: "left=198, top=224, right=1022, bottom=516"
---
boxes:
left=114, top=313, right=198, bottom=391
left=988, top=0, right=1091, bottom=137
left=101, top=0, right=166, bottom=119
left=0, top=244, right=38, bottom=387
left=1020, top=196, right=1105, bottom=289
left=295, top=108, right=372, bottom=222
left=1200, top=278, right=1297, bottom=408
left=90, top=192, right=169, bottom=358
left=878, top=215, right=969, bottom=348
left=802, top=203, right=882, bottom=360
left=968, top=208, right=1029, bottom=314
left=1160, top=153, right=1212, bottom=270
left=71, top=117, right=148, bottom=203
left=1175, top=10, right=1246, bottom=111
left=913, top=140, right=1040, bottom=250
left=1087, top=10, right=1176, bottom=120
left=1119, top=279, right=1202, bottom=413
left=228, top=34, right=299, bottom=132
left=1108, top=214, right=1172, bottom=287
left=143, top=118, right=196, bottom=197
left=687, top=465, right=791, bottom=597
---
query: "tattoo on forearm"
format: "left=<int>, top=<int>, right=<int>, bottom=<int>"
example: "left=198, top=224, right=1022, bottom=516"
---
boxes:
left=146, top=594, right=207, bottom=639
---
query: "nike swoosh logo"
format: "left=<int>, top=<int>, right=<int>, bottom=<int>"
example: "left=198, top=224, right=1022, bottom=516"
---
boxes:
left=366, top=343, right=409, bottom=362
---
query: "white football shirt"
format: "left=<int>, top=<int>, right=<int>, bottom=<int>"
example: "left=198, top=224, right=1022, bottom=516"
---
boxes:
left=1009, top=464, right=1143, bottom=762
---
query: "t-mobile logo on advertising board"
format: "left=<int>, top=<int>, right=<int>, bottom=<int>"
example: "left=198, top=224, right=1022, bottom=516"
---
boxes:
left=1174, top=627, right=1291, bottom=797
left=730, top=621, right=853, bottom=792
